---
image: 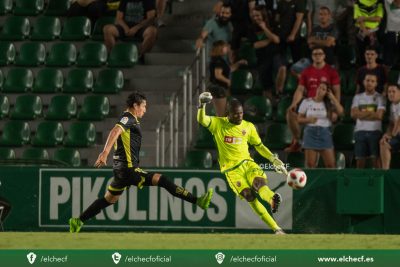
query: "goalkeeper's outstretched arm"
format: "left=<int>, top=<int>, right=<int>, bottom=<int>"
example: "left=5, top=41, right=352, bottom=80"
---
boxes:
left=254, top=143, right=287, bottom=175
left=197, top=92, right=213, bottom=127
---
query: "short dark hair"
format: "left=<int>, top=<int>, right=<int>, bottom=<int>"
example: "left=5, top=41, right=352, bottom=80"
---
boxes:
left=127, top=91, right=147, bottom=108
left=228, top=98, right=242, bottom=112
left=365, top=45, right=379, bottom=53
left=388, top=83, right=400, bottom=90
left=319, top=6, right=331, bottom=13
left=311, top=46, right=325, bottom=54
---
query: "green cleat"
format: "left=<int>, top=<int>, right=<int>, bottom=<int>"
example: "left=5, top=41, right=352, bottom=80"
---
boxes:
left=197, top=188, right=213, bottom=209
left=69, top=218, right=83, bottom=233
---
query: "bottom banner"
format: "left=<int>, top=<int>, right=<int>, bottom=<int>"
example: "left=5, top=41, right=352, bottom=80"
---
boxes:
left=0, top=250, right=399, bottom=267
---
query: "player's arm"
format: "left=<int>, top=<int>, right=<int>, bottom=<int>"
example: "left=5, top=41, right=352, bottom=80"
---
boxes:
left=289, top=85, right=305, bottom=111
left=94, top=125, right=123, bottom=168
left=197, top=92, right=213, bottom=127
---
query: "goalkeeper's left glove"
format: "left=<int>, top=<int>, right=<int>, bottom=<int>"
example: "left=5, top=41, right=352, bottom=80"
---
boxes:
left=272, top=157, right=288, bottom=176
left=198, top=92, right=213, bottom=108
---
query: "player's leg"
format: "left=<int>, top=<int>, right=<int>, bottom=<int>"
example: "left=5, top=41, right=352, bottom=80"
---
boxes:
left=103, top=24, right=121, bottom=52
left=139, top=26, right=158, bottom=56
left=305, top=149, right=319, bottom=168
left=354, top=131, right=367, bottom=169
left=380, top=137, right=392, bottom=170
left=319, top=148, right=336, bottom=168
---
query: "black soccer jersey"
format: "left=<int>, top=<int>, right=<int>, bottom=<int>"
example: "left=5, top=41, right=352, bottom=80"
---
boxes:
left=114, top=111, right=142, bottom=168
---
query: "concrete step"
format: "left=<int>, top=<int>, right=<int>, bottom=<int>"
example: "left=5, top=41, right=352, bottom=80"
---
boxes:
left=172, top=0, right=216, bottom=16
left=152, top=39, right=196, bottom=53
left=129, top=65, right=185, bottom=78
left=157, top=26, right=200, bottom=40
left=145, top=53, right=194, bottom=65
left=127, top=77, right=182, bottom=91
left=162, top=13, right=209, bottom=28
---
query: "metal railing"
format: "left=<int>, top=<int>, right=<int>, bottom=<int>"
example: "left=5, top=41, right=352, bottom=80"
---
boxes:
left=155, top=46, right=207, bottom=167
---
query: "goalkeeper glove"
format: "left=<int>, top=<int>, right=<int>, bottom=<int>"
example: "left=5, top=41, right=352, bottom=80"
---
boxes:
left=198, top=92, right=213, bottom=108
left=272, top=157, right=287, bottom=176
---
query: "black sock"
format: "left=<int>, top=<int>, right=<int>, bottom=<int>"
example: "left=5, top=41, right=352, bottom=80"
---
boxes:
left=79, top=197, right=112, bottom=222
left=158, top=175, right=197, bottom=204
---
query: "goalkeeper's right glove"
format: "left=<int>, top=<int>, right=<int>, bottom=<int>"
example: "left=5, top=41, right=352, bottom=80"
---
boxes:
left=272, top=157, right=288, bottom=176
left=198, top=92, right=213, bottom=108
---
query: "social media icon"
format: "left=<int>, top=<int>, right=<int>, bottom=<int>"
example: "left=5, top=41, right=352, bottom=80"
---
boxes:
left=112, top=252, right=122, bottom=264
left=215, top=252, right=225, bottom=264
left=27, top=252, right=37, bottom=264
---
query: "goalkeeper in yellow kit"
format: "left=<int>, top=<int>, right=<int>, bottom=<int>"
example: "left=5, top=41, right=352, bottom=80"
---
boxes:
left=197, top=92, right=287, bottom=234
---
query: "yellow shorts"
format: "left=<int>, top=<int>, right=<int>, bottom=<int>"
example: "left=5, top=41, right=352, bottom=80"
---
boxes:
left=224, top=160, right=267, bottom=199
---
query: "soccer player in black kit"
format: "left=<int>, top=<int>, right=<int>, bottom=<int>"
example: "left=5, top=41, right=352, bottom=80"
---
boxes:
left=69, top=91, right=213, bottom=232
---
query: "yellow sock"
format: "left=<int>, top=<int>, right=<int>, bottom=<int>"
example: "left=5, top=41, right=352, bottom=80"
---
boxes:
left=248, top=198, right=280, bottom=231
left=258, top=185, right=274, bottom=204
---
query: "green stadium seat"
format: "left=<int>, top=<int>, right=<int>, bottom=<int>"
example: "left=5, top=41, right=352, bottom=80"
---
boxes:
left=63, top=69, right=93, bottom=94
left=64, top=122, right=96, bottom=147
left=0, top=95, right=9, bottom=118
left=275, top=96, right=292, bottom=122
left=10, top=95, right=42, bottom=120
left=0, top=16, right=30, bottom=40
left=0, top=42, right=16, bottom=65
left=194, top=126, right=215, bottom=149
left=93, top=69, right=124, bottom=94
left=184, top=150, right=213, bottom=169
left=341, top=96, right=353, bottom=122
left=45, top=95, right=77, bottom=120
left=15, top=42, right=46, bottom=66
left=44, top=0, right=70, bottom=16
left=0, top=0, right=12, bottom=15
left=0, top=69, right=4, bottom=90
left=46, top=42, right=77, bottom=67
left=388, top=69, right=400, bottom=84
left=92, top=16, right=115, bottom=40
left=286, top=152, right=305, bottom=168
left=238, top=41, right=257, bottom=67
left=263, top=123, right=292, bottom=150
left=77, top=95, right=110, bottom=121
left=333, top=123, right=355, bottom=150
left=77, top=42, right=107, bottom=67
left=14, top=0, right=44, bottom=16
left=31, top=16, right=61, bottom=41
left=243, top=96, right=272, bottom=122
left=283, top=74, right=298, bottom=94
left=32, top=68, right=63, bottom=93
left=22, top=148, right=49, bottom=160
left=230, top=69, right=253, bottom=95
left=0, top=121, right=30, bottom=146
left=108, top=43, right=138, bottom=67
left=54, top=148, right=81, bottom=167
left=0, top=148, right=15, bottom=160
left=60, top=16, right=91, bottom=41
left=3, top=68, right=33, bottom=93
left=31, top=121, right=64, bottom=147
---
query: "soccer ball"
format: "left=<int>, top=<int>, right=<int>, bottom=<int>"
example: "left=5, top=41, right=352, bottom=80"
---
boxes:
left=287, top=168, right=307, bottom=189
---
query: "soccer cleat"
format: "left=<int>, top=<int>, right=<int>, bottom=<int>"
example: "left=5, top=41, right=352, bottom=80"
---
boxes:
left=197, top=188, right=213, bottom=209
left=271, top=193, right=282, bottom=213
left=274, top=229, right=286, bottom=235
left=69, top=218, right=83, bottom=233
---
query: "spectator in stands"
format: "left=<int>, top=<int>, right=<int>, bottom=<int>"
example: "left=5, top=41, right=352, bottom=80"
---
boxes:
left=195, top=3, right=233, bottom=62
left=248, top=6, right=280, bottom=100
left=298, top=82, right=343, bottom=168
left=356, top=46, right=387, bottom=94
left=335, top=0, right=356, bottom=45
left=209, top=40, right=247, bottom=116
left=285, top=46, right=341, bottom=152
left=351, top=73, right=386, bottom=168
left=380, top=84, right=400, bottom=169
left=383, top=0, right=400, bottom=69
left=308, top=6, right=337, bottom=65
left=67, top=0, right=107, bottom=24
left=353, top=0, right=384, bottom=66
left=103, top=0, right=157, bottom=58
left=307, top=0, right=338, bottom=31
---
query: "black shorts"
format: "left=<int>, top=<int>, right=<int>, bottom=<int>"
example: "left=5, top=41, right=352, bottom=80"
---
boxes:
left=108, top=162, right=154, bottom=195
left=115, top=24, right=147, bottom=41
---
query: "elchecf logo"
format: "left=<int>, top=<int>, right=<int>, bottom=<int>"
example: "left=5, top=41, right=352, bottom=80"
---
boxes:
left=27, top=252, right=37, bottom=264
left=112, top=252, right=122, bottom=264
left=215, top=252, right=225, bottom=264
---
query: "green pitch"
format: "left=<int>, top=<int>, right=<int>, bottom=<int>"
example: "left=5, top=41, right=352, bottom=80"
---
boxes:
left=1, top=233, right=399, bottom=249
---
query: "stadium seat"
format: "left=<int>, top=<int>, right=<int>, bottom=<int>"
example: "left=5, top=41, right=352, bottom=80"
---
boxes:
left=60, top=16, right=91, bottom=41
left=341, top=96, right=353, bottom=123
left=32, top=68, right=63, bottom=93
left=0, top=70, right=4, bottom=90
left=275, top=96, right=292, bottom=122
left=243, top=96, right=272, bottom=122
left=0, top=16, right=30, bottom=40
left=77, top=95, right=110, bottom=121
left=108, top=43, right=138, bottom=67
left=3, top=68, right=33, bottom=93
left=333, top=123, right=355, bottom=150
left=0, top=148, right=15, bottom=160
left=31, top=121, right=64, bottom=147
left=286, top=152, right=305, bottom=168
left=0, top=121, right=30, bottom=146
left=54, top=148, right=81, bottom=167
left=283, top=74, right=298, bottom=94
left=194, top=126, right=215, bottom=149
left=44, top=0, right=70, bottom=16
left=22, top=148, right=49, bottom=160
left=15, top=42, right=46, bottom=66
left=63, top=69, right=94, bottom=94
left=388, top=69, right=400, bottom=84
left=14, top=0, right=44, bottom=16
left=92, top=16, right=115, bottom=40
left=238, top=41, right=257, bottom=67
left=93, top=69, right=124, bottom=94
left=0, top=42, right=16, bottom=65
left=10, top=95, right=42, bottom=120
left=64, top=122, right=96, bottom=147
left=0, top=95, right=9, bottom=118
left=230, top=69, right=253, bottom=95
left=30, top=16, right=61, bottom=41
left=0, top=0, right=12, bottom=15
left=46, top=42, right=77, bottom=67
left=77, top=42, right=108, bottom=67
left=45, top=95, right=77, bottom=120
left=184, top=150, right=213, bottom=169
left=263, top=123, right=292, bottom=150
